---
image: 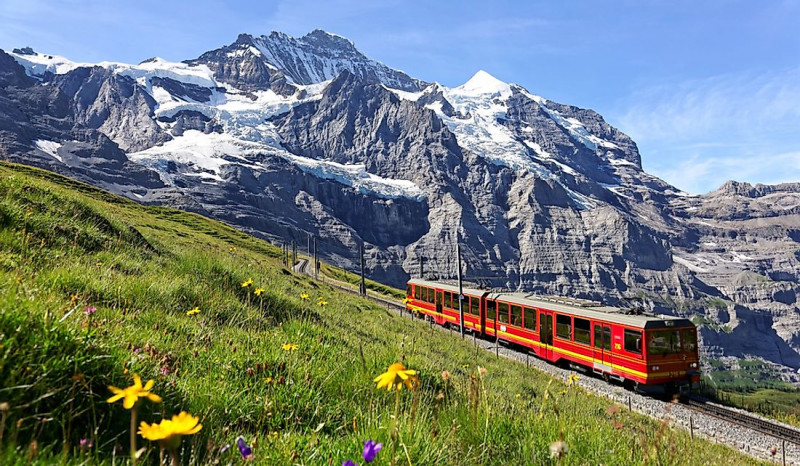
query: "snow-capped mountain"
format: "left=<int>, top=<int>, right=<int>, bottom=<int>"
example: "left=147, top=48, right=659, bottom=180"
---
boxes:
left=1, top=31, right=799, bottom=380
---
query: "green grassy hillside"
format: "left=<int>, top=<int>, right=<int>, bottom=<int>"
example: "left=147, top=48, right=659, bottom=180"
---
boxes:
left=0, top=162, right=758, bottom=464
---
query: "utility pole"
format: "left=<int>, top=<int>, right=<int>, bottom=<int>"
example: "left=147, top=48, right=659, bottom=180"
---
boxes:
left=282, top=242, right=287, bottom=267
left=457, top=242, right=464, bottom=339
left=313, top=237, right=318, bottom=280
left=307, top=232, right=311, bottom=256
left=292, top=240, right=297, bottom=268
left=359, top=243, right=366, bottom=296
left=419, top=255, right=424, bottom=279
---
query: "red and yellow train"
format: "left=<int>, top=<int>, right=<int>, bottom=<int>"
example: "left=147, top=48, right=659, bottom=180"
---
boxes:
left=406, top=278, right=701, bottom=393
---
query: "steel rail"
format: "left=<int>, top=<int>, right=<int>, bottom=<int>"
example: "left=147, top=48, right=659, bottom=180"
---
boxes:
left=680, top=395, right=800, bottom=445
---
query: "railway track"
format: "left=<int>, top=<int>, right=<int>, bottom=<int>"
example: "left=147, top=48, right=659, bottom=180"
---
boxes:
left=294, top=257, right=800, bottom=458
left=680, top=394, right=800, bottom=446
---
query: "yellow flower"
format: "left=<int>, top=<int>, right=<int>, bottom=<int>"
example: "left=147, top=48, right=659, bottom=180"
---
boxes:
left=241, top=278, right=253, bottom=288
left=515, top=393, right=521, bottom=398
left=186, top=307, right=200, bottom=316
left=300, top=293, right=309, bottom=301
left=317, top=298, right=328, bottom=307
left=107, top=374, right=162, bottom=409
left=567, top=374, right=580, bottom=387
left=254, top=288, right=265, bottom=296
left=138, top=411, right=202, bottom=448
left=282, top=343, right=298, bottom=352
left=374, top=363, right=419, bottom=391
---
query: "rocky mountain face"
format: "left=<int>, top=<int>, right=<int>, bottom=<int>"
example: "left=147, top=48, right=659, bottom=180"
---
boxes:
left=1, top=31, right=799, bottom=381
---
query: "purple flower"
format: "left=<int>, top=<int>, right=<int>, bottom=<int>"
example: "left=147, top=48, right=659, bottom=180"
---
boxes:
left=342, top=461, right=358, bottom=466
left=84, top=306, right=97, bottom=316
left=362, top=440, right=382, bottom=463
left=236, top=436, right=252, bottom=459
left=79, top=438, right=92, bottom=449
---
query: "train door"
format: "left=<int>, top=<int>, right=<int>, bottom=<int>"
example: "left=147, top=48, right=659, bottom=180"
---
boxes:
left=592, top=323, right=613, bottom=373
left=435, top=290, right=444, bottom=325
left=479, top=297, right=487, bottom=337
left=539, top=310, right=554, bottom=359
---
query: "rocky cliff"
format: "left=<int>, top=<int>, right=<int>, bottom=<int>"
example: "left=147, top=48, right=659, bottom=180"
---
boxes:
left=1, top=31, right=798, bottom=381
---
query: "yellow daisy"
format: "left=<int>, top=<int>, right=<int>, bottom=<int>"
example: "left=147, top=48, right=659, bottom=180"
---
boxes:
left=254, top=287, right=265, bottom=296
left=567, top=374, right=580, bottom=386
left=107, top=374, right=162, bottom=409
left=186, top=307, right=200, bottom=316
left=282, top=343, right=298, bottom=352
left=138, top=411, right=202, bottom=448
left=374, top=363, right=419, bottom=391
left=241, top=278, right=253, bottom=288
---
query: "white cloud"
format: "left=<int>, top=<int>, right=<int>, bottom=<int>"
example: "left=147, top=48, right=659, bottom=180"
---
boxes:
left=617, top=66, right=800, bottom=142
left=648, top=149, right=800, bottom=195
left=612, top=66, right=800, bottom=193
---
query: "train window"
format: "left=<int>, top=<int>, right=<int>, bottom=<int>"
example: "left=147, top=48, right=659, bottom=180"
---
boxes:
left=498, top=302, right=509, bottom=323
left=435, top=290, right=442, bottom=306
left=414, top=286, right=420, bottom=300
left=487, top=300, right=496, bottom=321
left=593, top=325, right=611, bottom=350
left=510, top=305, right=522, bottom=327
left=444, top=292, right=452, bottom=309
left=574, top=318, right=591, bottom=345
left=523, top=308, right=537, bottom=331
left=624, top=329, right=642, bottom=355
left=556, top=314, right=572, bottom=340
left=427, top=288, right=434, bottom=304
left=648, top=330, right=681, bottom=356
left=406, top=285, right=411, bottom=297
left=682, top=329, right=697, bottom=353
left=470, top=296, right=480, bottom=315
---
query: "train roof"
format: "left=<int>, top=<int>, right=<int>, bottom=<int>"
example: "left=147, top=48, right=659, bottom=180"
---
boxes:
left=408, top=279, right=694, bottom=330
left=408, top=278, right=488, bottom=298
left=490, top=292, right=694, bottom=329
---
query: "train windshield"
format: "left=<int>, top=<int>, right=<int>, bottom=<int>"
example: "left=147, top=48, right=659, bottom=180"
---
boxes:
left=647, top=330, right=682, bottom=356
left=682, top=329, right=697, bottom=353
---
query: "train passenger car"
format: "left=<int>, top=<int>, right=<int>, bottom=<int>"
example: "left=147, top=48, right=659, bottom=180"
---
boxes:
left=405, top=279, right=488, bottom=330
left=406, top=279, right=701, bottom=393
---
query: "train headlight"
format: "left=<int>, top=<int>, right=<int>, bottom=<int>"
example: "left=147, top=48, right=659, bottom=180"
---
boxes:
left=689, top=362, right=698, bottom=369
left=651, top=365, right=660, bottom=371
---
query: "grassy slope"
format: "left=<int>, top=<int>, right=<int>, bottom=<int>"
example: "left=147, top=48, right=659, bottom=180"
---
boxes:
left=0, top=162, right=759, bottom=465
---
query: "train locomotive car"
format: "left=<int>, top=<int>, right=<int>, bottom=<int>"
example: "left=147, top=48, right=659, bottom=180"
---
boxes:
left=406, top=278, right=700, bottom=394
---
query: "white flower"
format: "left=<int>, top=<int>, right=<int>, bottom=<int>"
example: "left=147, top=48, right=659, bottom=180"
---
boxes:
left=549, top=440, right=568, bottom=459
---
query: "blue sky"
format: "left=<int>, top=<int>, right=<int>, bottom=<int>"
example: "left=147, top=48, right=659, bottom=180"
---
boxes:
left=1, top=0, right=798, bottom=193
